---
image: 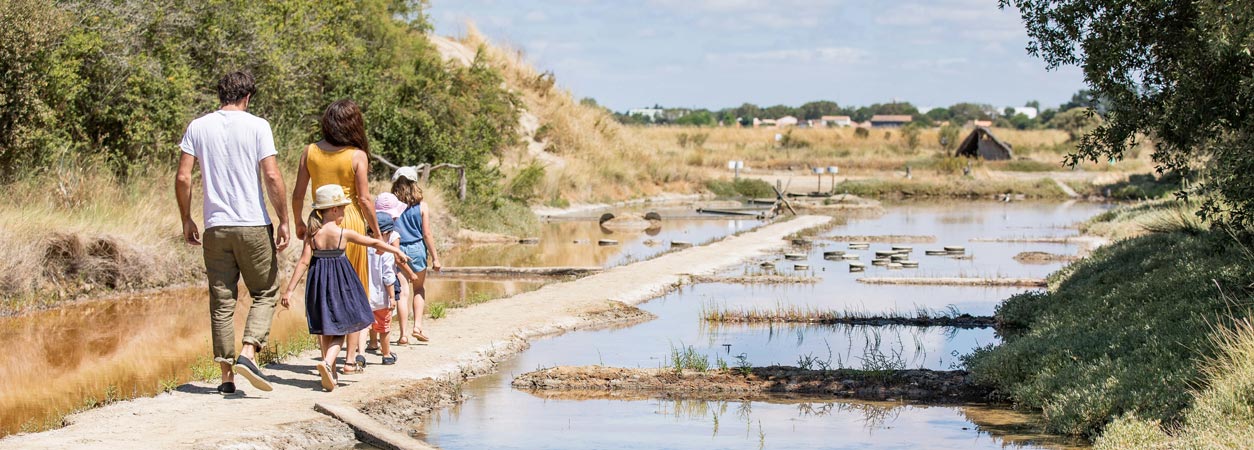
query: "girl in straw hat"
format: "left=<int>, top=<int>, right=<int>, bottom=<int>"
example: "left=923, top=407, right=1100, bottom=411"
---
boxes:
left=280, top=185, right=409, bottom=392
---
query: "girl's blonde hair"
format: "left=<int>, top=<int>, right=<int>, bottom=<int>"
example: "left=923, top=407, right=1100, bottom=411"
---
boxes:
left=306, top=209, right=327, bottom=242
left=392, top=177, right=424, bottom=206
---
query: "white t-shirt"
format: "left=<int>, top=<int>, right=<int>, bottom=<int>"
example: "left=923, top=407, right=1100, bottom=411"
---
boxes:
left=179, top=110, right=277, bottom=229
left=367, top=248, right=397, bottom=311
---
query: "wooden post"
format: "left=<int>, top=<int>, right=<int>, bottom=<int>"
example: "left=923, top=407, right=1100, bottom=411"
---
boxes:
left=458, top=166, right=467, bottom=201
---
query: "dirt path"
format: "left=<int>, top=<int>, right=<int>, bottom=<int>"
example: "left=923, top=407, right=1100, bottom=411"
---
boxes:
left=4, top=215, right=830, bottom=449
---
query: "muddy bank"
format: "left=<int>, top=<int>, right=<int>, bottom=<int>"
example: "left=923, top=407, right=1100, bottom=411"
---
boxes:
left=1013, top=251, right=1077, bottom=264
left=704, top=311, right=996, bottom=328
left=821, top=234, right=937, bottom=243
left=688, top=274, right=819, bottom=285
left=857, top=277, right=1047, bottom=287
left=512, top=366, right=998, bottom=403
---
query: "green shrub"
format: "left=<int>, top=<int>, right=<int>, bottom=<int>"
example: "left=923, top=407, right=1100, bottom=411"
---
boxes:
left=966, top=230, right=1254, bottom=437
left=704, top=178, right=775, bottom=199
left=0, top=0, right=519, bottom=203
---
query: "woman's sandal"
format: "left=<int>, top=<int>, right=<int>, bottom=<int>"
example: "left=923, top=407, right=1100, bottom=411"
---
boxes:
left=396, top=338, right=410, bottom=345
left=317, top=362, right=336, bottom=392
left=412, top=330, right=430, bottom=342
left=382, top=352, right=397, bottom=365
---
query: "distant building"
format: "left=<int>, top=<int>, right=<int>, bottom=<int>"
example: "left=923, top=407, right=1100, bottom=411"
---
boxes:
left=1011, top=107, right=1038, bottom=119
left=955, top=126, right=1014, bottom=160
left=776, top=116, right=799, bottom=127
left=628, top=108, right=664, bottom=121
left=869, top=115, right=912, bottom=128
left=821, top=115, right=853, bottom=127
left=759, top=118, right=778, bottom=128
left=970, top=120, right=993, bottom=128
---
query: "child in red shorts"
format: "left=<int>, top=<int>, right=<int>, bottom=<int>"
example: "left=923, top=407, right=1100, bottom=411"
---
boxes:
left=366, top=212, right=399, bottom=365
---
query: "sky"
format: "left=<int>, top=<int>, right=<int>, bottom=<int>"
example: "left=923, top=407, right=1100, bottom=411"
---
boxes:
left=428, top=0, right=1086, bottom=113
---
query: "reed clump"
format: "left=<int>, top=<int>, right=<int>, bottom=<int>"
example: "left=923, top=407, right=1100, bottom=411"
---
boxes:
left=701, top=303, right=992, bottom=328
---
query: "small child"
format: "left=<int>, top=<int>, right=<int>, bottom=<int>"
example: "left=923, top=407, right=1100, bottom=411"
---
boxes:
left=391, top=168, right=441, bottom=343
left=374, top=192, right=410, bottom=343
left=365, top=212, right=399, bottom=364
left=281, top=185, right=409, bottom=392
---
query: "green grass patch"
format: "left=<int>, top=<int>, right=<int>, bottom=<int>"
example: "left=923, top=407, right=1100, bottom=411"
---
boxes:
left=704, top=178, right=776, bottom=198
left=450, top=197, right=540, bottom=237
left=965, top=229, right=1254, bottom=437
left=835, top=177, right=1066, bottom=199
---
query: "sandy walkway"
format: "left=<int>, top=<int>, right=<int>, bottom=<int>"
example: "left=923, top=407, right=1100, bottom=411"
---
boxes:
left=4, top=216, right=830, bottom=449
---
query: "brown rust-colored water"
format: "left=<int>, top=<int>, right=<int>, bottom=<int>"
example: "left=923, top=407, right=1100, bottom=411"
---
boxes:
left=0, top=279, right=540, bottom=435
left=0, top=217, right=759, bottom=436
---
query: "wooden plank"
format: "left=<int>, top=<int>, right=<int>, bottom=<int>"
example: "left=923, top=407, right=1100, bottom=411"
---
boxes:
left=314, top=402, right=437, bottom=450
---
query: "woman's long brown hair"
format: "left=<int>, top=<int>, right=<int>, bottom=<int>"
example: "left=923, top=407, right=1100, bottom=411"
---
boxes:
left=320, top=98, right=369, bottom=155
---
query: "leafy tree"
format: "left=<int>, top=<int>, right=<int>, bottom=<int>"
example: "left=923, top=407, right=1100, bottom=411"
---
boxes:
left=926, top=107, right=952, bottom=122
left=675, top=110, right=714, bottom=126
left=1004, top=0, right=1254, bottom=223
left=1048, top=107, right=1102, bottom=142
left=761, top=104, right=796, bottom=119
left=798, top=100, right=840, bottom=120
left=946, top=103, right=993, bottom=124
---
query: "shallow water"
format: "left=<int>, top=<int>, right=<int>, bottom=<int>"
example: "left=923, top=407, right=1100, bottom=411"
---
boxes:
left=0, top=216, right=758, bottom=436
left=419, top=201, right=1109, bottom=449
left=447, top=218, right=763, bottom=268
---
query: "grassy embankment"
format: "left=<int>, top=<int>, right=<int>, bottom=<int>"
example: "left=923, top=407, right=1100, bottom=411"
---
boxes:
left=963, top=198, right=1254, bottom=445
left=632, top=124, right=1154, bottom=200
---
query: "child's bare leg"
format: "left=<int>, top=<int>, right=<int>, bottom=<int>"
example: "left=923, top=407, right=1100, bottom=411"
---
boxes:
left=321, top=335, right=343, bottom=370
left=380, top=331, right=390, bottom=356
left=345, top=331, right=362, bottom=369
left=396, top=279, right=411, bottom=343
left=412, top=271, right=427, bottom=336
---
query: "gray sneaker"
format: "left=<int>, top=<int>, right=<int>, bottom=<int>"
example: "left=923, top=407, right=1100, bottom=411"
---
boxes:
left=232, top=355, right=273, bottom=392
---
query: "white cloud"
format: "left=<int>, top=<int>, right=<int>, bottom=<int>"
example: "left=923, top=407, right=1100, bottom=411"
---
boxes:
left=707, top=47, right=868, bottom=64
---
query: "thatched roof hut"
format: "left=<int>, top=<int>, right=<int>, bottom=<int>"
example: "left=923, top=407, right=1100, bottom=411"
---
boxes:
left=954, top=126, right=1013, bottom=160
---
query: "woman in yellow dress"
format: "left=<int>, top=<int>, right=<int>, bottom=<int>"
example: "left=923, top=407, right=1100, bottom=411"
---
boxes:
left=292, top=98, right=382, bottom=375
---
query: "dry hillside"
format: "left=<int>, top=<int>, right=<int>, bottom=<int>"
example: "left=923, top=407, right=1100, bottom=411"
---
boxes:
left=429, top=26, right=701, bottom=204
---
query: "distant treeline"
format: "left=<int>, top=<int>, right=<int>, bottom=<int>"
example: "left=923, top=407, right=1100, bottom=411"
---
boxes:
left=0, top=0, right=517, bottom=199
left=611, top=90, right=1106, bottom=131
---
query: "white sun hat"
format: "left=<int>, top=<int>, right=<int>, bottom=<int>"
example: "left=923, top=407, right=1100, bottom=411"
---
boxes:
left=392, top=166, right=420, bottom=182
left=312, top=184, right=352, bottom=210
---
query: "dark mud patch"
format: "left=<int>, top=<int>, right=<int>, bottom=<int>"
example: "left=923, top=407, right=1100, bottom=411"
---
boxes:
left=513, top=366, right=999, bottom=403
left=689, top=275, right=819, bottom=285
left=705, top=311, right=996, bottom=329
left=857, top=277, right=1047, bottom=287
left=821, top=234, right=937, bottom=243
left=1013, top=251, right=1077, bottom=264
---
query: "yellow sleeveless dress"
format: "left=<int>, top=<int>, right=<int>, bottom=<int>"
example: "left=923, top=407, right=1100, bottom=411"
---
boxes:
left=305, top=144, right=370, bottom=293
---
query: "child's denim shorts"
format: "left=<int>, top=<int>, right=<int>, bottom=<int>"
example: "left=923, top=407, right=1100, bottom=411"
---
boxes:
left=400, top=241, right=428, bottom=273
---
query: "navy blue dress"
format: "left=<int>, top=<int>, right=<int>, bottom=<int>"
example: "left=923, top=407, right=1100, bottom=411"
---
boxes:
left=305, top=229, right=374, bottom=336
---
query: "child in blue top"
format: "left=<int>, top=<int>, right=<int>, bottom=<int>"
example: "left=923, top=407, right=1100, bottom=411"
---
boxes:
left=391, top=168, right=441, bottom=343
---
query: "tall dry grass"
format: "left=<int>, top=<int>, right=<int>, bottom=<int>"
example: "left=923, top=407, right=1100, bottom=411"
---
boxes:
left=635, top=125, right=1150, bottom=173
left=458, top=26, right=700, bottom=203
left=0, top=166, right=202, bottom=312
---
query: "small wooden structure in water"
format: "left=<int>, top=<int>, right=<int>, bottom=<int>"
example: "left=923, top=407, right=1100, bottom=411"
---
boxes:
left=954, top=126, right=1014, bottom=160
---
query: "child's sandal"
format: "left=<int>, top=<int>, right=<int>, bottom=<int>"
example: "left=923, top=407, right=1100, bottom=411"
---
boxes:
left=382, top=352, right=397, bottom=365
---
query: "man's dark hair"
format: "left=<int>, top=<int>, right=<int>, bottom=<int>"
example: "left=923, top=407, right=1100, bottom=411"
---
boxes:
left=217, top=71, right=256, bottom=105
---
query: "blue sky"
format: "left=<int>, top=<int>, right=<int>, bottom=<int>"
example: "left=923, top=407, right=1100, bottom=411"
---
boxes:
left=429, top=0, right=1086, bottom=113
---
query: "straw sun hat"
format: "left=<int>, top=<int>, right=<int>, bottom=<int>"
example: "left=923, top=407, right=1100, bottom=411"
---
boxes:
left=312, top=185, right=352, bottom=210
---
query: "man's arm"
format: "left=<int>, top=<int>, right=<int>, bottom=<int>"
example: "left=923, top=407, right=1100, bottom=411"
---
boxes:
left=260, top=155, right=290, bottom=251
left=175, top=153, right=201, bottom=245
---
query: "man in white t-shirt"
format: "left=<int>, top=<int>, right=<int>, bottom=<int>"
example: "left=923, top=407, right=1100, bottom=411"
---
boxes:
left=175, top=71, right=290, bottom=395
